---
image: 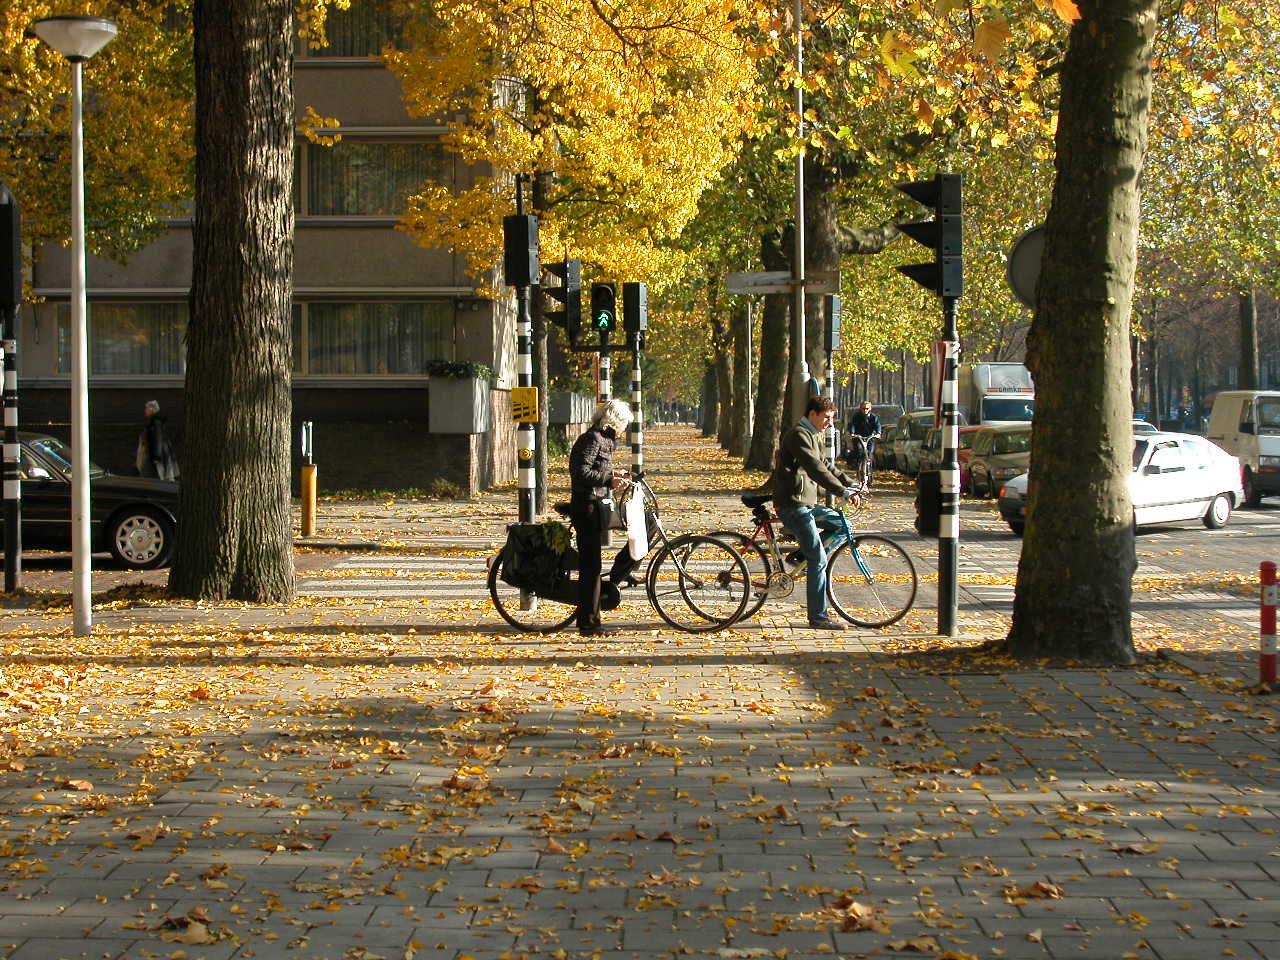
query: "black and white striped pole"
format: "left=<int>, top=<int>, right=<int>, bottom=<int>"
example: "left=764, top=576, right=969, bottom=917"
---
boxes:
left=1, top=184, right=20, bottom=593
left=623, top=283, right=648, bottom=477
left=503, top=177, right=539, bottom=526
left=824, top=294, right=841, bottom=471
left=895, top=172, right=963, bottom=637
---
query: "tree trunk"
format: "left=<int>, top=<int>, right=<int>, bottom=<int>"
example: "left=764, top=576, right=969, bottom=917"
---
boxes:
left=170, top=0, right=295, bottom=601
left=701, top=365, right=717, bottom=437
left=745, top=233, right=791, bottom=471
left=1007, top=0, right=1157, bottom=664
left=730, top=302, right=752, bottom=457
left=1239, top=289, right=1259, bottom=390
left=1147, top=323, right=1160, bottom=426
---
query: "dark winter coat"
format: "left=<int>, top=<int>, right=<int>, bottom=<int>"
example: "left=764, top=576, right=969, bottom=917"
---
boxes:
left=773, top=420, right=852, bottom=509
left=569, top=426, right=617, bottom=501
left=139, top=414, right=179, bottom=481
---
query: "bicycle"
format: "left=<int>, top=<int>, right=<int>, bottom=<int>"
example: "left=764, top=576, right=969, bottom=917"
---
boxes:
left=710, top=489, right=918, bottom=627
left=488, top=472, right=750, bottom=634
left=844, top=433, right=877, bottom=489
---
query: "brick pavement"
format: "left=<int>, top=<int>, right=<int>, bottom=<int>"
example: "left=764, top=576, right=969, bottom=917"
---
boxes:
left=1, top=427, right=1277, bottom=960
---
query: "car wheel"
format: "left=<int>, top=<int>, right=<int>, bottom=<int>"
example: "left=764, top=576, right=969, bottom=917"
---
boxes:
left=1007, top=521, right=1024, bottom=536
left=1203, top=493, right=1232, bottom=529
left=1244, top=470, right=1262, bottom=508
left=108, top=506, right=174, bottom=570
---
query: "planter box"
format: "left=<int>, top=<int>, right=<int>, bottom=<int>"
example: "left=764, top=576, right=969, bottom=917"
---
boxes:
left=550, top=390, right=595, bottom=425
left=429, top=376, right=491, bottom=434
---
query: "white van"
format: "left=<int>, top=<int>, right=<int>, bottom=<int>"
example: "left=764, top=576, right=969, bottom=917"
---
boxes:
left=1206, top=390, right=1280, bottom=506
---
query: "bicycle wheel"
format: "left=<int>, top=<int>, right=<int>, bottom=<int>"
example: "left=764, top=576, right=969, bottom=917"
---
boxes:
left=488, top=552, right=577, bottom=633
left=707, top=530, right=772, bottom=622
left=646, top=534, right=750, bottom=632
left=826, top=535, right=917, bottom=628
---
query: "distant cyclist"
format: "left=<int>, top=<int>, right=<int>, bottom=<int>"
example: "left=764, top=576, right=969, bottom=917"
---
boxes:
left=846, top=400, right=881, bottom=483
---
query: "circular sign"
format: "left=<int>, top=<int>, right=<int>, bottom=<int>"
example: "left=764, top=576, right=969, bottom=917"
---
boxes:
left=1006, top=224, right=1045, bottom=308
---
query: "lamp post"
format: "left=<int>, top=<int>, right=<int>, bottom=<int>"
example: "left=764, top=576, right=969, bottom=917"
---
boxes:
left=30, top=15, right=117, bottom=637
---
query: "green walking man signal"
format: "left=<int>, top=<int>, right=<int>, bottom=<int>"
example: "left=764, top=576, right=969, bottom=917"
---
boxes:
left=590, top=283, right=617, bottom=332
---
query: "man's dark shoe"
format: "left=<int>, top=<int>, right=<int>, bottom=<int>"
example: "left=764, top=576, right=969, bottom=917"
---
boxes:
left=785, top=549, right=805, bottom=565
left=808, top=617, right=847, bottom=631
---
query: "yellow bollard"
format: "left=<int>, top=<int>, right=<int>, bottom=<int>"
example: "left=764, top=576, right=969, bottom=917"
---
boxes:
left=300, top=463, right=317, bottom=538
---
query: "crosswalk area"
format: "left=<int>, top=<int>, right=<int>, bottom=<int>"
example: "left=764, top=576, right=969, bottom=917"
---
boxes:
left=298, top=550, right=493, bottom=599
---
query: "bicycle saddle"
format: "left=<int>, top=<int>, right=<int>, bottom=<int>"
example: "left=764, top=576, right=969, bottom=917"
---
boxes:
left=741, top=493, right=773, bottom=509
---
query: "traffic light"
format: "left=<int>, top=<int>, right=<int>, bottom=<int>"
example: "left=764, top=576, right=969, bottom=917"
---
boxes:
left=590, top=283, right=617, bottom=333
left=544, top=258, right=581, bottom=343
left=623, top=282, right=648, bottom=333
left=895, top=173, right=963, bottom=298
left=1, top=184, right=19, bottom=312
left=824, top=294, right=841, bottom=353
left=502, top=214, right=539, bottom=288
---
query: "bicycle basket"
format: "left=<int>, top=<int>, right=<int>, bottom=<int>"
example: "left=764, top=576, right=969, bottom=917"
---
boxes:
left=499, top=523, right=576, bottom=594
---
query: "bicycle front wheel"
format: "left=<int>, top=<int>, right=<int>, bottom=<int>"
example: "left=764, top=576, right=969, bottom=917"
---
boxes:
left=826, top=535, right=917, bottom=627
left=707, top=530, right=772, bottom=622
left=488, top=552, right=577, bottom=633
left=646, top=534, right=750, bottom=632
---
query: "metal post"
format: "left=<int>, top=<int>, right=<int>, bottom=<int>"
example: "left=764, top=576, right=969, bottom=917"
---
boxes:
left=299, top=421, right=316, bottom=538
left=1, top=184, right=20, bottom=593
left=938, top=298, right=960, bottom=636
left=598, top=332, right=611, bottom=404
left=629, top=333, right=643, bottom=476
left=1261, top=561, right=1277, bottom=691
left=513, top=178, right=535, bottom=526
left=3, top=325, right=19, bottom=594
left=789, top=0, right=808, bottom=422
left=69, top=59, right=92, bottom=636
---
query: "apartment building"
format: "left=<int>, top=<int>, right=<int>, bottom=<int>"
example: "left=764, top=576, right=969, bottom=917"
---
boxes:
left=19, top=3, right=517, bottom=493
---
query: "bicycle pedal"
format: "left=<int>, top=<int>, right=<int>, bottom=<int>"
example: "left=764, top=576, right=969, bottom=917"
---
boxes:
left=784, top=549, right=805, bottom=565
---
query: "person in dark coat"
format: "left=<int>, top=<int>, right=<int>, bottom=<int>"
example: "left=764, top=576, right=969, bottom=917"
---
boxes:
left=568, top=399, right=633, bottom=636
left=137, top=399, right=179, bottom=481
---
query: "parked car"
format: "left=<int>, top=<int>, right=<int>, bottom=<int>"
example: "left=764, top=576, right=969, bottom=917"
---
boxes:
left=1132, top=419, right=1158, bottom=434
left=997, top=431, right=1243, bottom=535
left=917, top=427, right=943, bottom=475
left=873, top=424, right=899, bottom=470
left=966, top=424, right=1032, bottom=498
left=955, top=425, right=984, bottom=492
left=0, top=432, right=180, bottom=569
left=894, top=410, right=935, bottom=475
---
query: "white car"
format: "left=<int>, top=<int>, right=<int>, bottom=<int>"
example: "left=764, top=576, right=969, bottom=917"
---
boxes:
left=997, top=431, right=1243, bottom=535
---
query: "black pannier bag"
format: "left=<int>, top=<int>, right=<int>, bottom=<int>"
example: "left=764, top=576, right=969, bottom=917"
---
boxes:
left=499, top=522, right=577, bottom=596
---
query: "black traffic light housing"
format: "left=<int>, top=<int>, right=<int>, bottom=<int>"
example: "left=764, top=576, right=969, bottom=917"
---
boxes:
left=590, top=283, right=617, bottom=333
left=623, top=282, right=648, bottom=333
left=824, top=294, right=841, bottom=353
left=544, top=258, right=582, bottom=344
left=502, top=214, right=539, bottom=288
left=0, top=184, right=20, bottom=311
left=895, top=173, right=963, bottom=298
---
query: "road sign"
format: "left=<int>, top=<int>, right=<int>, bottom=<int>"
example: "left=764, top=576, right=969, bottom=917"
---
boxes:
left=726, top=269, right=840, bottom=295
left=511, top=386, right=539, bottom=423
left=1006, top=224, right=1044, bottom=308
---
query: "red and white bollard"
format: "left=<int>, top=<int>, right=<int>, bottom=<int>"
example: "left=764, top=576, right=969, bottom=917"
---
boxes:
left=1260, top=561, right=1277, bottom=690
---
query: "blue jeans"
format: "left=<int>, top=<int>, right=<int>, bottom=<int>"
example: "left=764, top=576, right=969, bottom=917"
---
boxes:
left=778, top=505, right=844, bottom=623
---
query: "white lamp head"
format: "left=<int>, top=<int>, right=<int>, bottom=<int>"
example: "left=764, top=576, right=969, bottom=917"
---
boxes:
left=30, top=15, right=117, bottom=62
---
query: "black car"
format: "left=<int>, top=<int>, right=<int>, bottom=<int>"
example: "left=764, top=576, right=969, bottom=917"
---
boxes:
left=0, top=432, right=180, bottom=569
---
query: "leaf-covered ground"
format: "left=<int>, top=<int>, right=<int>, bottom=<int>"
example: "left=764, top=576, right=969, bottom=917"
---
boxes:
left=1, top=427, right=1276, bottom=960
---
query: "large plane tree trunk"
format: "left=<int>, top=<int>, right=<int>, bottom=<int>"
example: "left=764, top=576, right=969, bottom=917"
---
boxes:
left=170, top=0, right=296, bottom=601
left=1007, top=0, right=1158, bottom=663
left=744, top=233, right=790, bottom=472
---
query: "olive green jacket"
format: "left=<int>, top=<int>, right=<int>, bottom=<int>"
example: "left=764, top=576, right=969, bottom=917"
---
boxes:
left=772, top=419, right=854, bottom=509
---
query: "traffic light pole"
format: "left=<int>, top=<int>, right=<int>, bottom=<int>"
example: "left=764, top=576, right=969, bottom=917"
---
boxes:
left=938, top=298, right=960, bottom=637
left=597, top=331, right=611, bottom=405
left=1, top=184, right=21, bottom=593
left=505, top=177, right=538, bottom=527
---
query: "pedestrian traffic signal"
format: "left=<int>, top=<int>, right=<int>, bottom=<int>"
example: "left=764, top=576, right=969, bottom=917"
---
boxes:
left=544, top=258, right=581, bottom=344
left=623, top=282, right=648, bottom=333
left=0, top=184, right=19, bottom=311
left=590, top=283, right=617, bottom=333
left=824, top=294, right=841, bottom=353
left=502, top=214, right=539, bottom=288
left=895, top=173, right=963, bottom=298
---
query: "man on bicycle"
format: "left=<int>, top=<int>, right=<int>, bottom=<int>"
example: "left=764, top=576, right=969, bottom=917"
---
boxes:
left=774, top=396, right=861, bottom=631
left=846, top=400, right=881, bottom=482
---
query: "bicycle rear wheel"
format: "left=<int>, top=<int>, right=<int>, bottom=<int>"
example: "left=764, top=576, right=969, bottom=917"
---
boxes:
left=707, top=530, right=772, bottom=622
left=488, top=552, right=577, bottom=633
left=646, top=534, right=749, bottom=632
left=826, top=535, right=917, bottom=627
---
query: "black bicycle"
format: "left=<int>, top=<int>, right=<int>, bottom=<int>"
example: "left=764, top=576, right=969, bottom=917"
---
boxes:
left=488, top=473, right=751, bottom=633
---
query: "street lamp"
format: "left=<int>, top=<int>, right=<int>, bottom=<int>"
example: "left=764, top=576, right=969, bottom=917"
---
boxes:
left=30, top=15, right=117, bottom=637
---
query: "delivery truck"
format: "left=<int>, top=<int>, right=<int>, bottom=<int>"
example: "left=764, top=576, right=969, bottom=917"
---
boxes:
left=957, top=362, right=1035, bottom=425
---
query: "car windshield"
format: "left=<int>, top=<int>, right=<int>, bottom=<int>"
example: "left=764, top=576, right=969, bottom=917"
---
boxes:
left=983, top=397, right=1035, bottom=421
left=29, top=438, right=107, bottom=479
left=1257, top=398, right=1280, bottom=431
left=1132, top=439, right=1149, bottom=470
left=992, top=430, right=1032, bottom=455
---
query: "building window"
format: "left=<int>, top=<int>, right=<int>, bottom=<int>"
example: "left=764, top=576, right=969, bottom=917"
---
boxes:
left=303, top=0, right=406, bottom=57
left=57, top=302, right=187, bottom=375
left=301, top=141, right=445, bottom=216
left=297, top=302, right=454, bottom=375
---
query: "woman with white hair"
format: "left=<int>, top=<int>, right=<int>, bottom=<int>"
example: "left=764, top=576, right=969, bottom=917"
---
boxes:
left=568, top=399, right=633, bottom=635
